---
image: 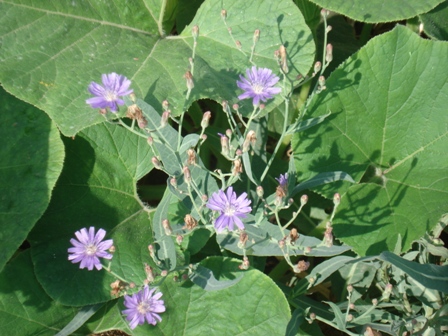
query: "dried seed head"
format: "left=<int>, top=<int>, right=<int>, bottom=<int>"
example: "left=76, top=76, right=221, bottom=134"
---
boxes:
left=238, top=256, right=250, bottom=270
left=137, top=117, right=148, bottom=129
left=183, top=166, right=191, bottom=184
left=232, top=158, right=243, bottom=176
left=184, top=214, right=198, bottom=230
left=238, top=231, right=248, bottom=249
left=294, top=260, right=310, bottom=273
left=279, top=45, right=289, bottom=73
left=242, top=130, right=256, bottom=152
left=126, top=104, right=143, bottom=120
left=187, top=148, right=196, bottom=165
left=289, top=228, right=299, bottom=243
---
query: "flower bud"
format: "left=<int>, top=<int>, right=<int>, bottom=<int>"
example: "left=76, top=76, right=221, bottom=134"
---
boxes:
left=253, top=29, right=260, bottom=44
left=162, top=219, right=172, bottom=236
left=221, top=9, right=227, bottom=20
left=219, top=133, right=230, bottom=157
left=238, top=231, right=248, bottom=249
left=183, top=166, right=191, bottom=184
left=279, top=45, right=289, bottom=73
left=201, top=194, right=208, bottom=202
left=184, top=71, right=194, bottom=90
left=304, top=246, right=312, bottom=254
left=278, top=239, right=285, bottom=249
left=326, top=44, right=333, bottom=63
left=222, top=100, right=230, bottom=114
left=333, top=192, right=341, bottom=206
left=201, top=111, right=211, bottom=128
left=108, top=245, right=116, bottom=253
left=382, top=283, right=393, bottom=301
left=314, top=61, right=322, bottom=74
left=300, top=194, right=308, bottom=206
left=238, top=256, right=250, bottom=270
left=320, top=9, right=330, bottom=18
left=145, top=263, right=155, bottom=282
left=326, top=25, right=332, bottom=33
left=138, top=117, right=148, bottom=129
left=349, top=303, right=355, bottom=310
left=161, top=110, right=170, bottom=127
left=309, top=312, right=316, bottom=322
left=192, top=25, right=199, bottom=40
left=235, top=40, right=242, bottom=49
left=242, top=130, right=256, bottom=152
left=162, top=99, right=169, bottom=111
left=346, top=314, right=353, bottom=322
left=176, top=234, right=183, bottom=245
left=184, top=214, right=197, bottom=230
left=372, top=298, right=378, bottom=306
left=256, top=186, right=264, bottom=198
left=318, top=75, right=326, bottom=88
left=294, top=260, right=310, bottom=273
left=323, top=226, right=333, bottom=247
left=347, top=284, right=353, bottom=293
left=232, top=103, right=239, bottom=111
left=187, top=148, right=196, bottom=165
left=161, top=270, right=168, bottom=277
left=152, top=156, right=163, bottom=170
left=147, top=136, right=154, bottom=146
left=170, top=177, right=177, bottom=188
left=289, top=228, right=299, bottom=244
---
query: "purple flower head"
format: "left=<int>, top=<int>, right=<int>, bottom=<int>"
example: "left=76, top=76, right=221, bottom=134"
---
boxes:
left=276, top=173, right=288, bottom=189
left=86, top=72, right=133, bottom=112
left=206, top=186, right=252, bottom=232
left=122, top=286, right=166, bottom=329
left=236, top=66, right=281, bottom=106
left=68, top=227, right=113, bottom=271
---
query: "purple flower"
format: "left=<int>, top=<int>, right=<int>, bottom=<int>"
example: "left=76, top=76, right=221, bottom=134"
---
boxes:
left=206, top=186, right=252, bottom=232
left=276, top=173, right=288, bottom=189
left=86, top=72, right=133, bottom=112
left=236, top=66, right=281, bottom=106
left=122, top=286, right=166, bottom=329
left=68, top=227, right=113, bottom=271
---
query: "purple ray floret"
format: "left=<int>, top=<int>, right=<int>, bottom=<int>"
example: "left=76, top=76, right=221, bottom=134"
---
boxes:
left=86, top=72, right=133, bottom=112
left=68, top=227, right=113, bottom=271
left=236, top=66, right=281, bottom=106
left=276, top=173, right=288, bottom=189
left=206, top=186, right=252, bottom=232
left=122, top=286, right=166, bottom=329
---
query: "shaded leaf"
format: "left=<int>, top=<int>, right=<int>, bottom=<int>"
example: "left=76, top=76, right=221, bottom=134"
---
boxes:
left=0, top=87, right=64, bottom=273
left=188, top=265, right=242, bottom=291
left=420, top=0, right=448, bottom=41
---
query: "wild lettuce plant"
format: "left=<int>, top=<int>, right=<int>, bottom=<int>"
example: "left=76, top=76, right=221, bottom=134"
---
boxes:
left=0, top=0, right=447, bottom=335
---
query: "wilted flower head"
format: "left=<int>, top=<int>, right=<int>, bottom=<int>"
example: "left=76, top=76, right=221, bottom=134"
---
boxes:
left=206, top=186, right=252, bottom=232
left=236, top=66, right=281, bottom=106
left=276, top=173, right=288, bottom=189
left=86, top=72, right=133, bottom=112
left=122, top=286, right=165, bottom=329
left=68, top=227, right=113, bottom=270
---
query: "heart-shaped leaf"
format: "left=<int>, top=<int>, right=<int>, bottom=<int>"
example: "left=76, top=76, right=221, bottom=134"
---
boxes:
left=0, top=87, right=64, bottom=273
left=292, top=26, right=448, bottom=255
left=0, top=0, right=314, bottom=136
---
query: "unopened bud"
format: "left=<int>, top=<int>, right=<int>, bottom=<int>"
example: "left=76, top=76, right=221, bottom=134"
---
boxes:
left=129, top=92, right=136, bottom=103
left=242, top=130, right=256, bottom=152
left=152, top=157, right=163, bottom=170
left=372, top=298, right=378, bottom=306
left=326, top=25, right=332, bottom=33
left=185, top=71, right=194, bottom=90
left=279, top=45, right=289, bottom=73
left=326, top=44, right=333, bottom=63
left=145, top=263, right=155, bottom=282
left=108, top=245, right=116, bottom=253
left=184, top=214, right=197, bottom=230
left=321, top=9, right=330, bottom=18
left=235, top=149, right=242, bottom=156
left=176, top=234, right=183, bottom=245
left=147, top=136, right=153, bottom=146
left=187, top=148, right=196, bottom=165
left=161, top=110, right=170, bottom=127
left=232, top=158, right=243, bottom=176
left=238, top=256, right=250, bottom=270
left=333, top=193, right=341, bottom=206
left=278, top=239, right=285, bottom=249
left=219, top=133, right=230, bottom=157
left=289, top=228, right=299, bottom=244
left=183, top=166, right=191, bottom=183
left=201, top=134, right=207, bottom=142
left=349, top=303, right=355, bottom=310
left=192, top=25, right=199, bottom=40
left=347, top=284, right=353, bottom=293
left=318, top=75, right=326, bottom=89
left=162, top=99, right=169, bottom=111
left=201, top=111, right=211, bottom=128
left=138, top=117, right=148, bottom=129
left=221, top=9, right=227, bottom=20
left=222, top=100, right=230, bottom=114
left=232, top=103, right=239, bottom=111
left=148, top=244, right=156, bottom=260
left=238, top=231, right=249, bottom=249
left=162, top=219, right=172, bottom=236
left=129, top=282, right=136, bottom=289
left=300, top=194, right=308, bottom=206
left=309, top=312, right=316, bottom=321
left=170, top=177, right=177, bottom=188
left=235, top=40, right=242, bottom=49
left=294, top=260, right=310, bottom=273
left=323, top=226, right=333, bottom=247
left=382, top=283, right=393, bottom=301
left=201, top=194, right=208, bottom=202
left=253, top=29, right=260, bottom=44
left=256, top=186, right=264, bottom=198
left=308, top=277, right=315, bottom=285
left=99, top=108, right=107, bottom=115
left=161, top=270, right=168, bottom=277
left=314, top=61, right=321, bottom=74
left=346, top=314, right=353, bottom=322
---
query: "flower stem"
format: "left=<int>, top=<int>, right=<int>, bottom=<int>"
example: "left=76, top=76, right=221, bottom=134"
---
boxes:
left=157, top=0, right=167, bottom=38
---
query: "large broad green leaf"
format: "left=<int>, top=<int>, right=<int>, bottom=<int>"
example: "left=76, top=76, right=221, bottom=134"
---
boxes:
left=28, top=122, right=155, bottom=306
left=119, top=257, right=291, bottom=335
left=292, top=26, right=448, bottom=256
left=420, top=0, right=448, bottom=41
left=0, top=0, right=315, bottom=136
left=0, top=87, right=64, bottom=273
left=309, top=0, right=444, bottom=23
left=0, top=251, right=78, bottom=335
